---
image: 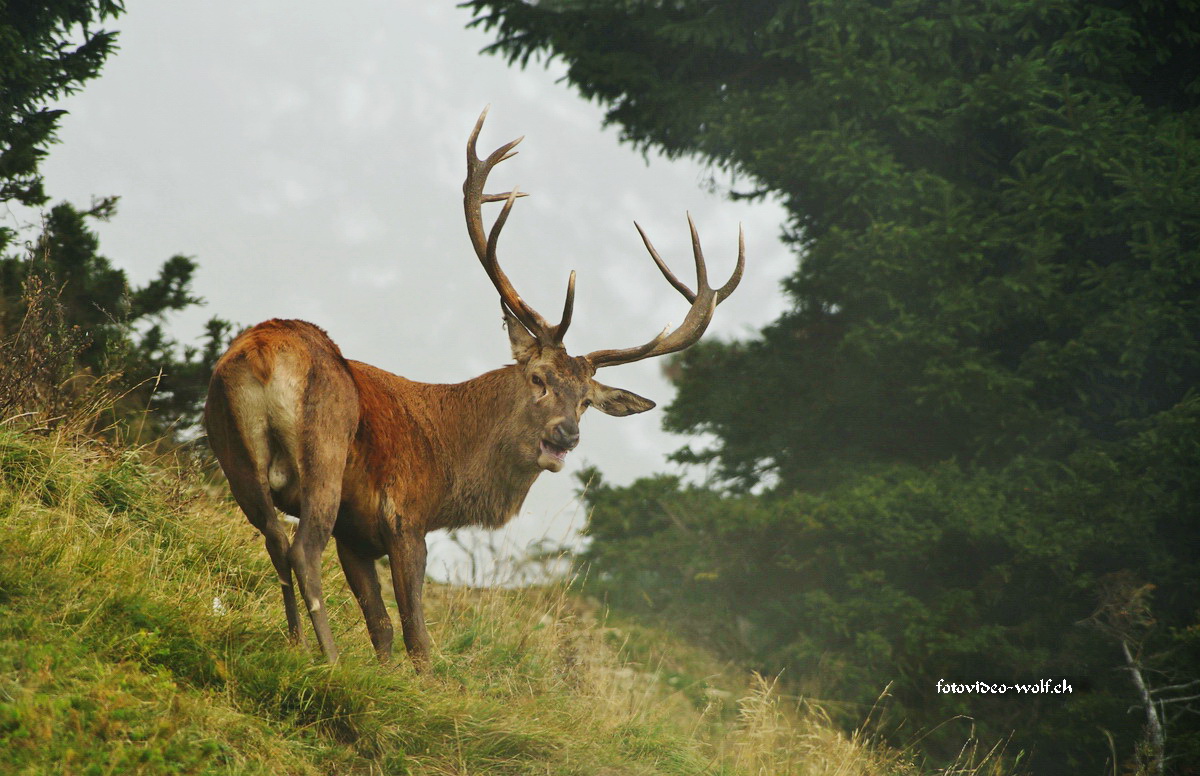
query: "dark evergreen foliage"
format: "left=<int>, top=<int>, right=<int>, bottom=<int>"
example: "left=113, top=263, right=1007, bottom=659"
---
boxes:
left=0, top=200, right=233, bottom=434
left=468, top=1, right=1200, bottom=771
left=0, top=0, right=123, bottom=215
left=0, top=1, right=232, bottom=436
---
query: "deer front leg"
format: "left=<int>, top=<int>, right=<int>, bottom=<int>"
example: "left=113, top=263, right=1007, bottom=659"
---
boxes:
left=336, top=538, right=395, bottom=662
left=387, top=527, right=432, bottom=669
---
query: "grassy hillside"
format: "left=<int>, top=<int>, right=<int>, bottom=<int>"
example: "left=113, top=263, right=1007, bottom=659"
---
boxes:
left=0, top=426, right=1007, bottom=775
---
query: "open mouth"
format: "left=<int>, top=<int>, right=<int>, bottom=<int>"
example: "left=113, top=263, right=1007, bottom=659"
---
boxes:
left=539, top=439, right=571, bottom=465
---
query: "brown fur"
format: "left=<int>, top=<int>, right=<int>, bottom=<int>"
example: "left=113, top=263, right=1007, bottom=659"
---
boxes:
left=204, top=316, right=654, bottom=666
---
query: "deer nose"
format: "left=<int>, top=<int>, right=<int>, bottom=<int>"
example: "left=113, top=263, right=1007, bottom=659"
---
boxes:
left=551, top=419, right=580, bottom=450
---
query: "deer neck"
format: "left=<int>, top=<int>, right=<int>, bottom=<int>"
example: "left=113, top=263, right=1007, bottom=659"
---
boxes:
left=434, top=366, right=542, bottom=530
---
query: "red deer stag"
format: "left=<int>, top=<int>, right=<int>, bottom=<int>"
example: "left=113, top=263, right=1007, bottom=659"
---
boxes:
left=204, top=108, right=745, bottom=666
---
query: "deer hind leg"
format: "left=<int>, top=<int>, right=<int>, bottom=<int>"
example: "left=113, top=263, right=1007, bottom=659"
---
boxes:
left=206, top=381, right=305, bottom=646
left=336, top=539, right=394, bottom=662
left=260, top=514, right=304, bottom=646
left=286, top=470, right=343, bottom=663
left=286, top=383, right=357, bottom=664
left=234, top=481, right=304, bottom=645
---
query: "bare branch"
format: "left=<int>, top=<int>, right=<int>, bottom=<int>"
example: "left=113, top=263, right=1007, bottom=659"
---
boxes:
left=1151, top=679, right=1200, bottom=695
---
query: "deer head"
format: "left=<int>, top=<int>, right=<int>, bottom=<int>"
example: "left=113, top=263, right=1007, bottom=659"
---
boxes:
left=463, top=107, right=745, bottom=473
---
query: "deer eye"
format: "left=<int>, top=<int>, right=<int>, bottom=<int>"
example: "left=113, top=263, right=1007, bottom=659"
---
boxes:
left=581, top=398, right=592, bottom=409
left=531, top=374, right=550, bottom=400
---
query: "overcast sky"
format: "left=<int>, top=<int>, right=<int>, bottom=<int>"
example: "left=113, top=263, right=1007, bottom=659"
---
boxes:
left=21, top=0, right=793, bottom=581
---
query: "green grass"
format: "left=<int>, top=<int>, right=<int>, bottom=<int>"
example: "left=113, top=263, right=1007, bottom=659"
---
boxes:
left=0, top=427, right=1008, bottom=775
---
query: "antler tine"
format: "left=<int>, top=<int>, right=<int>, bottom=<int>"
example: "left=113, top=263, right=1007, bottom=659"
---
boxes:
left=467, top=105, right=526, bottom=173
left=585, top=217, right=745, bottom=369
left=464, top=107, right=566, bottom=342
left=718, top=223, right=746, bottom=303
left=485, top=188, right=523, bottom=266
left=635, top=222, right=696, bottom=302
left=687, top=212, right=709, bottom=292
left=552, top=270, right=576, bottom=344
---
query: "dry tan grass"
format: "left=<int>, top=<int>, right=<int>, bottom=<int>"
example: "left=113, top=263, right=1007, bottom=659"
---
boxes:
left=391, top=562, right=1014, bottom=776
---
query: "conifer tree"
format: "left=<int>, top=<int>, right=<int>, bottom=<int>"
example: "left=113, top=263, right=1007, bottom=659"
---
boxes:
left=0, top=1, right=231, bottom=435
left=467, top=1, right=1200, bottom=770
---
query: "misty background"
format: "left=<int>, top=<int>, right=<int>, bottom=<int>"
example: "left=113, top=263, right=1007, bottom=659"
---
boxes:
left=12, top=0, right=791, bottom=578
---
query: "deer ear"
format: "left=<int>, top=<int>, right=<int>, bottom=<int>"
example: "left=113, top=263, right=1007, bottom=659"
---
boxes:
left=589, top=380, right=656, bottom=417
left=503, top=304, right=539, bottom=363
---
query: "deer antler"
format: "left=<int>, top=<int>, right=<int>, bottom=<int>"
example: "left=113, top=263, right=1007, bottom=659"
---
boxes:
left=464, top=106, right=575, bottom=345
left=585, top=215, right=745, bottom=368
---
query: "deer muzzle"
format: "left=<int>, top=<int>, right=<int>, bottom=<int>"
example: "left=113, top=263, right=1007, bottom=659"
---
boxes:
left=538, top=419, right=580, bottom=472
